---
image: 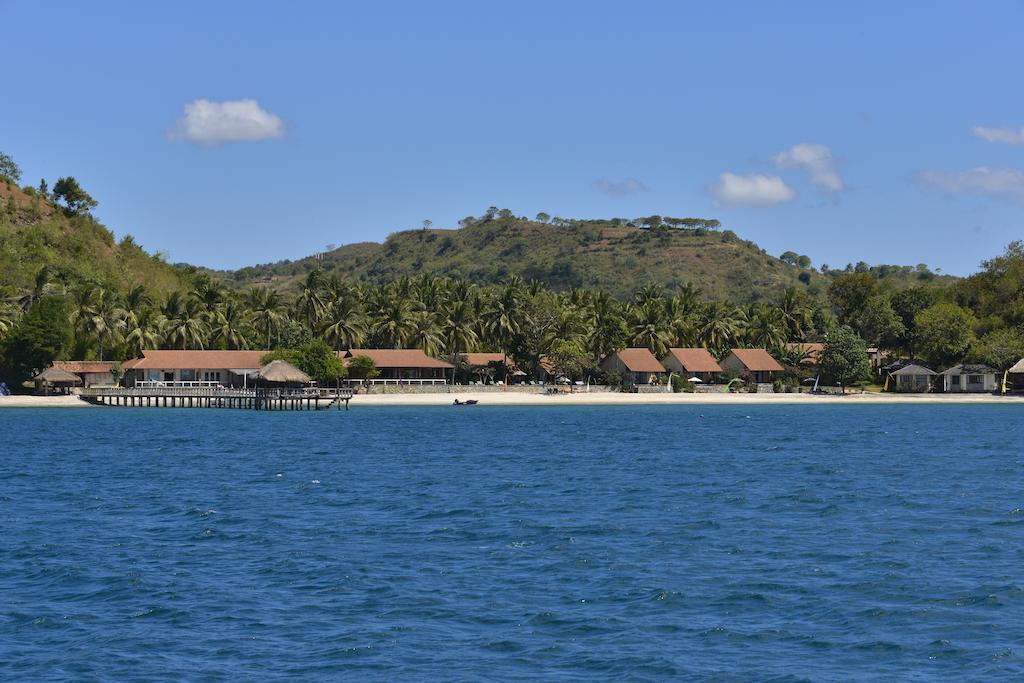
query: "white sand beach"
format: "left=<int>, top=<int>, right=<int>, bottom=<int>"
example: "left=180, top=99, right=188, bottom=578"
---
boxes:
left=1, top=391, right=1021, bottom=408
left=351, top=391, right=1024, bottom=406
left=0, top=395, right=94, bottom=408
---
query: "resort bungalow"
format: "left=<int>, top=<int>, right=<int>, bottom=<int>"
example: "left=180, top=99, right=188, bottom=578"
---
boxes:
left=659, top=348, right=722, bottom=383
left=340, top=349, right=453, bottom=383
left=940, top=364, right=998, bottom=393
left=890, top=364, right=936, bottom=392
left=52, top=360, right=118, bottom=387
left=719, top=349, right=784, bottom=384
left=123, top=350, right=268, bottom=387
left=600, top=348, right=666, bottom=386
left=459, top=352, right=514, bottom=382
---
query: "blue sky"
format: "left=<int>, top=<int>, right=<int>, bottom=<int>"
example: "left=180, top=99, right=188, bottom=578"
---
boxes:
left=3, top=0, right=1022, bottom=274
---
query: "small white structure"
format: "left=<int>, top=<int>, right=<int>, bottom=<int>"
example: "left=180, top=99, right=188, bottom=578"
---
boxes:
left=940, top=364, right=997, bottom=393
left=891, top=364, right=936, bottom=392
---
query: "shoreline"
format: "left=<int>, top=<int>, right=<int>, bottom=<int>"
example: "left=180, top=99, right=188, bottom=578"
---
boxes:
left=2, top=392, right=1024, bottom=408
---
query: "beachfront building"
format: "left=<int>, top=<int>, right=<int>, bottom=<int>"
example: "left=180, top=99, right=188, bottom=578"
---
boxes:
left=34, top=366, right=82, bottom=395
left=600, top=348, right=666, bottom=386
left=659, top=348, right=722, bottom=383
left=890, top=364, right=936, bottom=392
left=1009, top=358, right=1024, bottom=392
left=458, top=352, right=516, bottom=384
left=341, top=349, right=453, bottom=384
left=123, top=350, right=268, bottom=387
left=52, top=360, right=117, bottom=387
left=939, top=364, right=998, bottom=393
left=719, top=349, right=784, bottom=384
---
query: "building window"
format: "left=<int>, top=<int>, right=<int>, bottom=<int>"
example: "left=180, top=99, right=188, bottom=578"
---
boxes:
left=968, top=375, right=983, bottom=385
left=951, top=375, right=961, bottom=386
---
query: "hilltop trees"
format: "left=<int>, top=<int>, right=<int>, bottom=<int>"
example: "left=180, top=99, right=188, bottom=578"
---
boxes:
left=53, top=176, right=98, bottom=215
left=0, top=151, right=21, bottom=183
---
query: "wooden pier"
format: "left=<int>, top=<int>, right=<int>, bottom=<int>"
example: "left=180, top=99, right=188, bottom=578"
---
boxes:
left=80, top=386, right=353, bottom=411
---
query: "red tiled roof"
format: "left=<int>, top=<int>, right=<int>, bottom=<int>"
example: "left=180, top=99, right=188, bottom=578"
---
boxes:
left=125, top=350, right=268, bottom=370
left=608, top=348, right=665, bottom=373
left=727, top=348, right=784, bottom=372
left=53, top=360, right=116, bottom=374
left=663, top=348, right=722, bottom=373
left=341, top=349, right=454, bottom=369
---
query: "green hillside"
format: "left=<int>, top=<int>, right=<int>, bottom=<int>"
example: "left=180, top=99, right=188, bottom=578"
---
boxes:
left=0, top=179, right=187, bottom=298
left=222, top=216, right=829, bottom=302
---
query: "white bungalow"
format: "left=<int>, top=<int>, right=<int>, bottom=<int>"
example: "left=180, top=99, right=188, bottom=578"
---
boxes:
left=940, top=364, right=998, bottom=393
left=891, top=364, right=936, bottom=392
left=123, top=350, right=268, bottom=387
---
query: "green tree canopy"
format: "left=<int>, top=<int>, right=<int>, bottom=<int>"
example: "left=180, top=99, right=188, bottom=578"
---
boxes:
left=914, top=302, right=976, bottom=368
left=53, top=176, right=98, bottom=215
left=1, top=296, right=72, bottom=385
left=261, top=339, right=346, bottom=382
left=968, top=328, right=1024, bottom=371
left=0, top=151, right=22, bottom=183
left=819, top=325, right=870, bottom=392
left=346, top=354, right=379, bottom=380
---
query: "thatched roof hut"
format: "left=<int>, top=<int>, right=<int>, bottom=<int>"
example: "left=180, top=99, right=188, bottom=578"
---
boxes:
left=35, top=366, right=83, bottom=384
left=34, top=366, right=83, bottom=394
left=252, top=360, right=311, bottom=385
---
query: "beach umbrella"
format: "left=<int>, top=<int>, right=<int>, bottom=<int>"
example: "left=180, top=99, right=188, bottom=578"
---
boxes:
left=252, top=360, right=311, bottom=384
left=687, top=376, right=704, bottom=383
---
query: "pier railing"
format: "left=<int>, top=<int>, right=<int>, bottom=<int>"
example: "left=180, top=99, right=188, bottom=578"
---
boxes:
left=83, top=386, right=353, bottom=399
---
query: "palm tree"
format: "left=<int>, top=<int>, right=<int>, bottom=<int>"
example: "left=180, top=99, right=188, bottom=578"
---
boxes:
left=777, top=286, right=812, bottom=342
left=585, top=291, right=625, bottom=363
left=441, top=299, right=479, bottom=358
left=373, top=297, right=419, bottom=348
left=70, top=284, right=125, bottom=360
left=408, top=311, right=445, bottom=356
left=295, top=270, right=327, bottom=330
left=627, top=300, right=670, bottom=357
left=16, top=266, right=60, bottom=311
left=162, top=297, right=209, bottom=349
left=699, top=302, right=741, bottom=356
left=246, top=287, right=285, bottom=350
left=209, top=299, right=253, bottom=350
left=124, top=308, right=164, bottom=355
left=483, top=283, right=524, bottom=364
left=124, top=284, right=153, bottom=316
left=321, top=297, right=366, bottom=351
left=633, top=284, right=664, bottom=307
left=743, top=305, right=786, bottom=351
left=0, top=302, right=19, bottom=341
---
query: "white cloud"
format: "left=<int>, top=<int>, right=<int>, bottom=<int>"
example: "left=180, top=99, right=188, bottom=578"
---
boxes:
left=710, top=172, right=796, bottom=207
left=974, top=126, right=1024, bottom=145
left=918, top=166, right=1024, bottom=203
left=772, top=143, right=843, bottom=191
left=592, top=177, right=649, bottom=196
left=170, top=99, right=284, bottom=146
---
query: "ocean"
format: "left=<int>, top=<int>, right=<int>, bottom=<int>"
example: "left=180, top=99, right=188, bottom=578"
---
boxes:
left=2, top=405, right=1023, bottom=680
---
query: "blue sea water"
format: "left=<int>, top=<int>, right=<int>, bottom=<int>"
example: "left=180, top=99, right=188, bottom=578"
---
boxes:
left=1, top=404, right=1023, bottom=681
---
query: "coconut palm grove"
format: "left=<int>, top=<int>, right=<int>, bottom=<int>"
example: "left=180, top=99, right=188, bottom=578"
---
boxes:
left=2, top=152, right=1024, bottom=389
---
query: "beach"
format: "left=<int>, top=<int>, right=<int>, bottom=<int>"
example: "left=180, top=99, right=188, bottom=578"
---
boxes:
left=4, top=391, right=1022, bottom=408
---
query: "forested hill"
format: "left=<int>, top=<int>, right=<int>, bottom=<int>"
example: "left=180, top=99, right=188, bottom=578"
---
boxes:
left=0, top=179, right=187, bottom=298
left=220, top=216, right=831, bottom=302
